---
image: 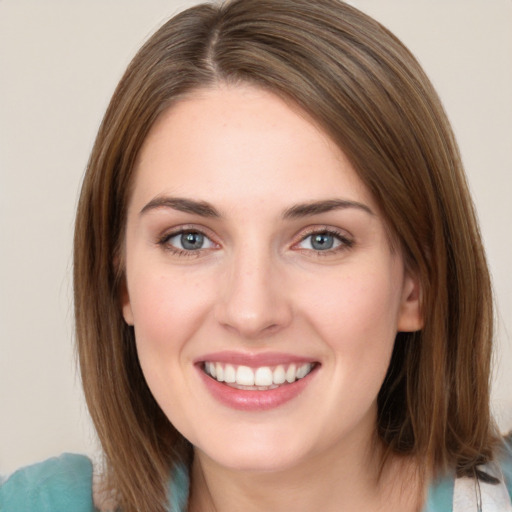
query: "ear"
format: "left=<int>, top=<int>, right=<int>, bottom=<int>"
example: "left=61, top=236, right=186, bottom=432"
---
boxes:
left=120, top=278, right=134, bottom=326
left=397, top=271, right=423, bottom=332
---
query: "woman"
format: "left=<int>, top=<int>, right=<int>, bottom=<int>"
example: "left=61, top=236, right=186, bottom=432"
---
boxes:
left=1, top=0, right=511, bottom=510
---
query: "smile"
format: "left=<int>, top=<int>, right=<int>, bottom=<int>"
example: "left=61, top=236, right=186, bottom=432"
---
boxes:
left=197, top=356, right=319, bottom=411
left=203, top=362, right=315, bottom=389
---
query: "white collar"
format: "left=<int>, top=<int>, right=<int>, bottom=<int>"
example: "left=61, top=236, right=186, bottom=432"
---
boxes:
left=454, top=463, right=512, bottom=512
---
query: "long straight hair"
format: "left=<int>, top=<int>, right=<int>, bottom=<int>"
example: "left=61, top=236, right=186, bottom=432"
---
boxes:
left=74, top=1, right=498, bottom=510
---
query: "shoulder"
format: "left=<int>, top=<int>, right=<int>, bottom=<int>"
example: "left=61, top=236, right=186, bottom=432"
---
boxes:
left=0, top=453, right=96, bottom=512
left=502, top=432, right=512, bottom=499
left=167, top=463, right=190, bottom=512
left=424, top=434, right=512, bottom=511
left=455, top=437, right=512, bottom=511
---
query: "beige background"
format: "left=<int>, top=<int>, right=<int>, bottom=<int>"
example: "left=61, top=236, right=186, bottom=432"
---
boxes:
left=1, top=1, right=511, bottom=475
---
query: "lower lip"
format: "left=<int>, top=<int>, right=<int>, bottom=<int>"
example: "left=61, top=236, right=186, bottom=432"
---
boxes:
left=197, top=365, right=318, bottom=411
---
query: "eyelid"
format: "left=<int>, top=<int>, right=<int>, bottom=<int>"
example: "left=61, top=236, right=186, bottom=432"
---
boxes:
left=156, top=224, right=221, bottom=255
left=291, top=225, right=354, bottom=253
left=155, top=224, right=354, bottom=257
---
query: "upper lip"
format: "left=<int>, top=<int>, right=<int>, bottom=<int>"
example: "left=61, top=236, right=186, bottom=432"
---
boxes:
left=194, top=351, right=319, bottom=367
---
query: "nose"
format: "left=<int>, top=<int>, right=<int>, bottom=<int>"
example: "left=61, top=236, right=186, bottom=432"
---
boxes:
left=214, top=246, right=293, bottom=340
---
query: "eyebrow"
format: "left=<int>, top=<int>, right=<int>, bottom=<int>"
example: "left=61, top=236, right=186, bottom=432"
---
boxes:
left=140, top=196, right=373, bottom=219
left=282, top=199, right=374, bottom=219
left=140, top=196, right=220, bottom=217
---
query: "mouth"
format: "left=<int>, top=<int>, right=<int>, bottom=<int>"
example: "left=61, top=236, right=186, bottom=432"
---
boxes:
left=202, top=361, right=316, bottom=390
left=196, top=352, right=320, bottom=410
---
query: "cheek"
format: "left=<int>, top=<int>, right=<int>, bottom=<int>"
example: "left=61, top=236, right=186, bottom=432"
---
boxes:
left=127, top=270, right=215, bottom=425
left=300, top=266, right=403, bottom=380
left=128, top=270, right=212, bottom=362
left=308, top=267, right=401, bottom=331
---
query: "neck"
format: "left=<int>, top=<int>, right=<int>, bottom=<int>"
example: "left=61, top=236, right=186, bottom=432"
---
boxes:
left=188, top=430, right=424, bottom=512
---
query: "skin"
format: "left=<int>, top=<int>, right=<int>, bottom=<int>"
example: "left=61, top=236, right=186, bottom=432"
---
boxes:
left=121, top=84, right=424, bottom=511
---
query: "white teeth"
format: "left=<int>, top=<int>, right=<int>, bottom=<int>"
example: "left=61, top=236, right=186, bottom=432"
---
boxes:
left=254, top=367, right=273, bottom=386
left=236, top=365, right=255, bottom=386
left=204, top=361, right=315, bottom=388
left=224, top=364, right=236, bottom=383
left=286, top=364, right=296, bottom=383
left=215, top=363, right=224, bottom=382
left=296, top=363, right=312, bottom=379
left=273, top=365, right=286, bottom=385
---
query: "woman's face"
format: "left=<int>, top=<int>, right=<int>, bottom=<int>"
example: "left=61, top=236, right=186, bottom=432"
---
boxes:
left=122, top=85, right=422, bottom=473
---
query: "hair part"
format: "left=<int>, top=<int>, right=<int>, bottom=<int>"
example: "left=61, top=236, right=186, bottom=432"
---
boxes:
left=74, top=1, right=498, bottom=510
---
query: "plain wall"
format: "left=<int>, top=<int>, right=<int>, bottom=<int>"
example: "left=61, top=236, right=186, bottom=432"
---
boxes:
left=1, top=0, right=511, bottom=475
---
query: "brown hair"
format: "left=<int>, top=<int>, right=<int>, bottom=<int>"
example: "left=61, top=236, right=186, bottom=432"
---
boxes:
left=74, top=0, right=498, bottom=510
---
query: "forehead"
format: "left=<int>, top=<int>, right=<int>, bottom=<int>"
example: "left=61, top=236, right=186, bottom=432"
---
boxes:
left=130, top=84, right=375, bottom=213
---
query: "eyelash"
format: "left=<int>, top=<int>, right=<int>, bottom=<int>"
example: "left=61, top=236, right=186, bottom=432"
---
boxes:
left=157, top=227, right=218, bottom=258
left=293, top=227, right=354, bottom=256
left=156, top=226, right=354, bottom=258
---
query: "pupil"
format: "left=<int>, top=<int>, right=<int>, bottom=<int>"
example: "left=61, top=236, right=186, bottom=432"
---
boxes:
left=312, top=233, right=333, bottom=250
left=181, top=232, right=204, bottom=250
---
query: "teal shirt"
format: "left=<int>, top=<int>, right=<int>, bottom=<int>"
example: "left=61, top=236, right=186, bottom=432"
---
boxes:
left=2, top=438, right=512, bottom=511
left=0, top=454, right=188, bottom=512
left=0, top=454, right=95, bottom=512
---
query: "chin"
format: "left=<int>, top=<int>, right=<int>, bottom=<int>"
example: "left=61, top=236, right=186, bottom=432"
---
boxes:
left=209, top=452, right=303, bottom=474
left=196, top=432, right=311, bottom=474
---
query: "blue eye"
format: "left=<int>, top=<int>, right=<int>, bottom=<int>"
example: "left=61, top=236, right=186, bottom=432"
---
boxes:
left=310, top=233, right=336, bottom=250
left=181, top=232, right=205, bottom=250
left=297, top=230, right=352, bottom=252
left=164, top=231, right=215, bottom=251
